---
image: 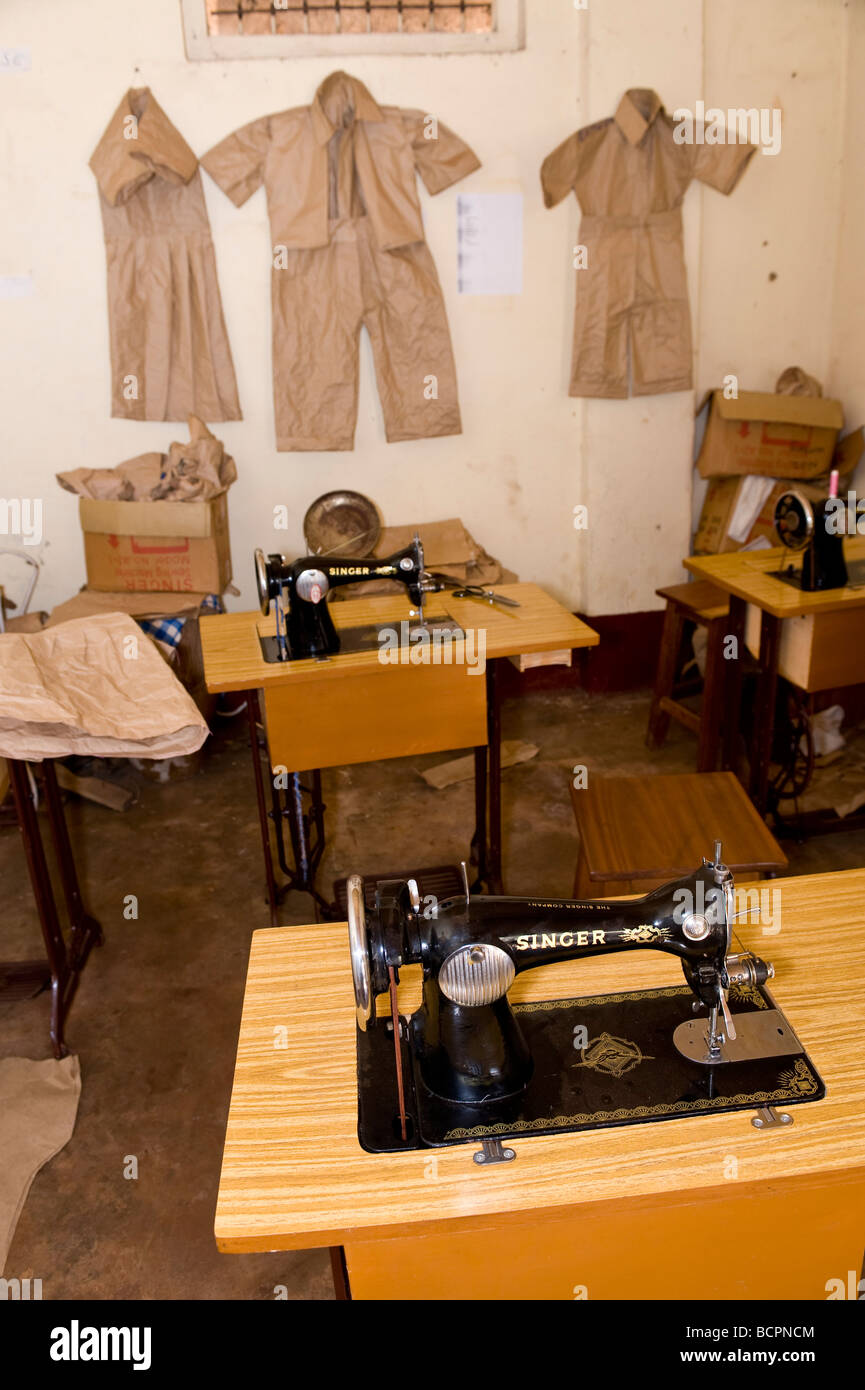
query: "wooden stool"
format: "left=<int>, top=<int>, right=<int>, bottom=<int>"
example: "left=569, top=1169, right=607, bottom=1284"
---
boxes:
left=646, top=581, right=729, bottom=772
left=570, top=771, right=787, bottom=898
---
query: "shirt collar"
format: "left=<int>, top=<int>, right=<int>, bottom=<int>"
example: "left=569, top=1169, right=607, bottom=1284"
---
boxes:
left=311, top=72, right=383, bottom=145
left=614, top=88, right=663, bottom=145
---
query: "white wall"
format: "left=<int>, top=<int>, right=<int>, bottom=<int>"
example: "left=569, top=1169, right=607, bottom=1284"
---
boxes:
left=0, top=0, right=857, bottom=618
left=830, top=0, right=865, bottom=495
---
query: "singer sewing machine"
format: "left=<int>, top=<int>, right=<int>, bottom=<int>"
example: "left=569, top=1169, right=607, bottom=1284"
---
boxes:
left=773, top=483, right=858, bottom=592
left=254, top=534, right=463, bottom=662
left=348, top=845, right=824, bottom=1155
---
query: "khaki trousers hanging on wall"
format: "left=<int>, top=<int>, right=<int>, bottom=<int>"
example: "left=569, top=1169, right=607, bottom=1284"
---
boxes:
left=272, top=217, right=460, bottom=451
left=202, top=71, right=480, bottom=451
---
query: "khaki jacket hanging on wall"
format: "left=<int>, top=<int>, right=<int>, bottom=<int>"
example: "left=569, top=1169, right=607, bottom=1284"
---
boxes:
left=541, top=89, right=755, bottom=399
left=202, top=72, right=480, bottom=451
left=90, top=89, right=241, bottom=423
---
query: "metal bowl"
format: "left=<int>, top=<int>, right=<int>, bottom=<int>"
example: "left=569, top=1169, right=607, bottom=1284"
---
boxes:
left=303, top=490, right=380, bottom=559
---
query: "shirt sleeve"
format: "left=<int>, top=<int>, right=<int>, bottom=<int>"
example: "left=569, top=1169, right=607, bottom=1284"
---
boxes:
left=200, top=117, right=271, bottom=206
left=540, top=132, right=580, bottom=208
left=402, top=111, right=481, bottom=195
left=690, top=136, right=756, bottom=195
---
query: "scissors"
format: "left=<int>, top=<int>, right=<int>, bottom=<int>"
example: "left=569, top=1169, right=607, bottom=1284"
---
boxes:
left=448, top=583, right=521, bottom=612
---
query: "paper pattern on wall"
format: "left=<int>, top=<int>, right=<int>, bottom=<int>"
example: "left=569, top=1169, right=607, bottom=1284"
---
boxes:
left=457, top=193, right=524, bottom=296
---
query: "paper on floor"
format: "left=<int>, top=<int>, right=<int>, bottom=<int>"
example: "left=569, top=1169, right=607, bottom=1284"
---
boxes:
left=0, top=1055, right=81, bottom=1276
left=420, top=740, right=539, bottom=790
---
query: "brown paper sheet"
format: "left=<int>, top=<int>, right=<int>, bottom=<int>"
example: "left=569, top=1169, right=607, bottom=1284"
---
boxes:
left=420, top=740, right=539, bottom=790
left=0, top=1056, right=81, bottom=1275
left=334, top=518, right=509, bottom=600
left=0, top=613, right=209, bottom=761
left=46, top=591, right=207, bottom=628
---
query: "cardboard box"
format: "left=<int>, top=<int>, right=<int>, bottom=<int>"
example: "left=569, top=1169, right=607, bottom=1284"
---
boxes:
left=80, top=493, right=231, bottom=594
left=696, top=390, right=844, bottom=480
left=695, top=429, right=865, bottom=555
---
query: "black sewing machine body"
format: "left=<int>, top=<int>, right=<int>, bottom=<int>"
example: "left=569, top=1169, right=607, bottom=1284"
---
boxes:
left=347, top=854, right=825, bottom=1153
left=773, top=490, right=849, bottom=592
left=255, top=535, right=443, bottom=661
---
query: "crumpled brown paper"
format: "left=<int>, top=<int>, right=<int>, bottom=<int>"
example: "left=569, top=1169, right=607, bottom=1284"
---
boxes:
left=333, top=518, right=511, bottom=600
left=0, top=613, right=209, bottom=761
left=56, top=417, right=236, bottom=503
left=775, top=366, right=823, bottom=398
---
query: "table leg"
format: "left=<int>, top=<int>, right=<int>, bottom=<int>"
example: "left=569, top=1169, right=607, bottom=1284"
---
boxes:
left=329, top=1246, right=351, bottom=1300
left=284, top=773, right=311, bottom=887
left=721, top=595, right=747, bottom=775
left=6, top=760, right=102, bottom=1058
left=486, top=659, right=504, bottom=895
left=697, top=614, right=726, bottom=773
left=470, top=746, right=488, bottom=892
left=247, top=690, right=280, bottom=928
left=41, top=762, right=102, bottom=968
left=310, top=769, right=325, bottom=857
left=749, top=610, right=782, bottom=816
left=270, top=770, right=331, bottom=919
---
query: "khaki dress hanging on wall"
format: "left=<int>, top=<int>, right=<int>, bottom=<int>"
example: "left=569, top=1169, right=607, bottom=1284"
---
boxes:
left=89, top=88, right=241, bottom=423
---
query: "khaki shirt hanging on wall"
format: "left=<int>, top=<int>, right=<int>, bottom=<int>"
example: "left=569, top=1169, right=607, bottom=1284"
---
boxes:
left=90, top=89, right=241, bottom=423
left=202, top=72, right=480, bottom=451
left=202, top=72, right=479, bottom=252
left=541, top=89, right=755, bottom=399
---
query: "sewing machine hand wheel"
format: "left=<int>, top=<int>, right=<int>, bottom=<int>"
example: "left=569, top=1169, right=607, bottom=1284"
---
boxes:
left=254, top=547, right=273, bottom=616
left=775, top=492, right=813, bottom=551
left=347, top=874, right=373, bottom=1031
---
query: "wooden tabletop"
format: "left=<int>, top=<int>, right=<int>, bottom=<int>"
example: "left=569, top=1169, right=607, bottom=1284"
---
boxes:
left=684, top=537, right=865, bottom=618
left=214, top=867, right=865, bottom=1253
left=200, top=584, right=599, bottom=693
left=570, top=772, right=787, bottom=882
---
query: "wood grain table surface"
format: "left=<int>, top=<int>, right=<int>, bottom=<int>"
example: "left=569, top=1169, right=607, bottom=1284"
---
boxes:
left=684, top=536, right=865, bottom=619
left=200, top=583, right=599, bottom=693
left=215, top=868, right=865, bottom=1253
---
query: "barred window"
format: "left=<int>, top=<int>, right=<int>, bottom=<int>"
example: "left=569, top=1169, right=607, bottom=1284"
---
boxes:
left=207, top=2, right=493, bottom=36
left=182, top=0, right=523, bottom=56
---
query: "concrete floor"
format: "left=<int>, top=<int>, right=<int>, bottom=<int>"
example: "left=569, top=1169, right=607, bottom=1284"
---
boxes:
left=2, top=685, right=864, bottom=1300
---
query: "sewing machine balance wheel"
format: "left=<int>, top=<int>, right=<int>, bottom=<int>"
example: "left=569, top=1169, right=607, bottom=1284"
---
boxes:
left=347, top=874, right=373, bottom=1031
left=775, top=492, right=814, bottom=550
left=254, top=547, right=272, bottom=616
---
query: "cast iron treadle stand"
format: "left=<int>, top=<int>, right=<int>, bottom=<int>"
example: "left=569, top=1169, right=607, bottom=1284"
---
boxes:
left=2, top=759, right=103, bottom=1057
left=245, top=690, right=331, bottom=923
left=245, top=658, right=506, bottom=926
left=470, top=659, right=504, bottom=894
